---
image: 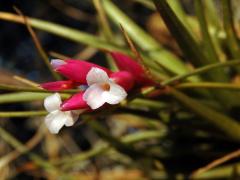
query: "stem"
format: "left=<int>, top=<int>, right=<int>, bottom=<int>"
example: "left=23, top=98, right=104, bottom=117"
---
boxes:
left=161, top=60, right=240, bottom=86
left=0, top=111, right=47, bottom=117
left=176, top=82, right=240, bottom=90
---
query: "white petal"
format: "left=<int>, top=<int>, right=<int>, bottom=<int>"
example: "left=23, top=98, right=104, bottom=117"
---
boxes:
left=86, top=67, right=109, bottom=85
left=102, top=82, right=127, bottom=105
left=64, top=111, right=75, bottom=126
left=64, top=109, right=84, bottom=126
left=51, top=59, right=66, bottom=69
left=44, top=93, right=62, bottom=112
left=83, top=84, right=106, bottom=109
left=45, top=111, right=68, bottom=134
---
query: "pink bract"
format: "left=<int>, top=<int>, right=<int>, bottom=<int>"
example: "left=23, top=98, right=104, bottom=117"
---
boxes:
left=40, top=80, right=74, bottom=91
left=54, top=59, right=112, bottom=84
left=110, top=52, right=155, bottom=86
left=60, top=92, right=89, bottom=111
left=110, top=71, right=134, bottom=91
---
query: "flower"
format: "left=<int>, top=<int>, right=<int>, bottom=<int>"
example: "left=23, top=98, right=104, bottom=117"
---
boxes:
left=51, top=59, right=112, bottom=84
left=83, top=67, right=127, bottom=109
left=44, top=93, right=83, bottom=134
left=110, top=52, right=155, bottom=86
left=41, top=58, right=136, bottom=133
left=41, top=59, right=134, bottom=111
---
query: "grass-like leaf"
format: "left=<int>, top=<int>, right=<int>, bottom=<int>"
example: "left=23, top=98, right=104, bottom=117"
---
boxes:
left=170, top=88, right=240, bottom=141
left=0, top=111, right=47, bottom=117
left=153, top=0, right=240, bottom=109
left=0, top=92, right=70, bottom=104
left=222, top=0, right=240, bottom=73
left=102, top=0, right=195, bottom=77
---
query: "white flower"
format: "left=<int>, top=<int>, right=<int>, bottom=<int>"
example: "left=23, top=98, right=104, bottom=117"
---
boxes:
left=83, top=67, right=127, bottom=109
left=44, top=93, right=81, bottom=134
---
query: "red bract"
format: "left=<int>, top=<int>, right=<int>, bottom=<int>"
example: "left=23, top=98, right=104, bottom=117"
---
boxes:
left=40, top=80, right=75, bottom=91
left=53, top=59, right=112, bottom=84
left=110, top=52, right=155, bottom=86
left=110, top=71, right=134, bottom=91
left=60, top=92, right=89, bottom=111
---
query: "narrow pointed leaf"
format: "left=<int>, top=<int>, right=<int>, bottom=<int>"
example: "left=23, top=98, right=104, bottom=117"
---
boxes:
left=153, top=0, right=214, bottom=68
left=0, top=12, right=167, bottom=77
left=0, top=11, right=127, bottom=53
left=0, top=111, right=47, bottom=117
left=102, top=0, right=195, bottom=77
left=222, top=0, right=240, bottom=73
left=0, top=92, right=70, bottom=104
left=170, top=88, right=240, bottom=141
left=194, top=0, right=229, bottom=81
left=153, top=0, right=240, bottom=108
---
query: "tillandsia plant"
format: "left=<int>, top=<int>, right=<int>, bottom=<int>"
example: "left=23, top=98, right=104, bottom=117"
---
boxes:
left=41, top=55, right=151, bottom=133
left=1, top=0, right=240, bottom=179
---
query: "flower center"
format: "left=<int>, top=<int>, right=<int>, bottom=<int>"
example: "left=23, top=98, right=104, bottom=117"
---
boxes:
left=100, top=83, right=110, bottom=91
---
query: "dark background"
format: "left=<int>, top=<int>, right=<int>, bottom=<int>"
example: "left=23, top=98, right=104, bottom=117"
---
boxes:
left=0, top=0, right=151, bottom=82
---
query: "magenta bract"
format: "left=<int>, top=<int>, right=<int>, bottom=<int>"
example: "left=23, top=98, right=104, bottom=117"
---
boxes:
left=110, top=52, right=155, bottom=86
left=55, top=60, right=112, bottom=84
left=40, top=80, right=74, bottom=91
left=110, top=71, right=134, bottom=91
left=60, top=92, right=89, bottom=111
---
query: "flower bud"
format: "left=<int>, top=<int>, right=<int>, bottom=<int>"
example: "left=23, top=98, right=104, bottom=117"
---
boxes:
left=110, top=71, right=134, bottom=91
left=61, top=92, right=89, bottom=111
left=52, top=59, right=112, bottom=84
left=110, top=52, right=155, bottom=86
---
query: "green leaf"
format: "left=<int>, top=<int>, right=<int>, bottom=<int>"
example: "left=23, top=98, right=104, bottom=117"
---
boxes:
left=102, top=0, right=196, bottom=78
left=203, top=0, right=221, bottom=30
left=167, top=0, right=196, bottom=40
left=0, top=11, right=168, bottom=78
left=170, top=88, right=240, bottom=141
left=0, top=111, right=47, bottom=117
left=153, top=0, right=240, bottom=108
left=161, top=59, right=240, bottom=85
left=0, top=92, right=70, bottom=104
left=153, top=0, right=216, bottom=69
left=194, top=0, right=222, bottom=63
left=0, top=11, right=127, bottom=53
left=222, top=0, right=240, bottom=73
